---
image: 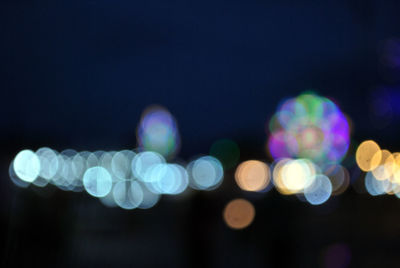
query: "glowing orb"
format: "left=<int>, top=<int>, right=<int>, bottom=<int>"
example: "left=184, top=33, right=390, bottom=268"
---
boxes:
left=83, top=167, right=112, bottom=197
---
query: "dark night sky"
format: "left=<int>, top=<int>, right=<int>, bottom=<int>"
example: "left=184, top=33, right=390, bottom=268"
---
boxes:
left=1, top=1, right=400, bottom=267
left=1, top=0, right=400, bottom=154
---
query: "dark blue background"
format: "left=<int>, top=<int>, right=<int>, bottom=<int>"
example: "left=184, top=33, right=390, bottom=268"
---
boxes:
left=2, top=0, right=400, bottom=155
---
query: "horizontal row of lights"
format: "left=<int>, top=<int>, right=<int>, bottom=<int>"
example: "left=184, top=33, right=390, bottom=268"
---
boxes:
left=10, top=148, right=224, bottom=210
left=234, top=159, right=349, bottom=205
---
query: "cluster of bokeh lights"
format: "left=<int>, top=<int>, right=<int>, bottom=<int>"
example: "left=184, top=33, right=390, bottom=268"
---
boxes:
left=11, top=95, right=400, bottom=231
left=268, top=93, right=350, bottom=165
left=233, top=158, right=350, bottom=206
left=356, top=140, right=400, bottom=197
left=11, top=148, right=224, bottom=210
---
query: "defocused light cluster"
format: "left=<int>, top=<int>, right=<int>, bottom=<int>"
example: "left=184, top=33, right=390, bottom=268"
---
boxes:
left=234, top=158, right=349, bottom=206
left=356, top=140, right=400, bottom=197
left=231, top=92, right=353, bottom=209
left=11, top=95, right=396, bottom=232
left=268, top=92, right=350, bottom=165
left=137, top=105, right=180, bottom=159
left=10, top=148, right=224, bottom=209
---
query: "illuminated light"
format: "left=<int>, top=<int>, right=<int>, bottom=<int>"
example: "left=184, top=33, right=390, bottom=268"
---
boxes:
left=137, top=105, right=180, bottom=159
left=93, top=150, right=106, bottom=159
left=9, top=161, right=30, bottom=188
left=188, top=156, right=224, bottom=190
left=281, top=159, right=315, bottom=193
left=138, top=183, right=161, bottom=209
left=371, top=150, right=395, bottom=180
left=364, top=171, right=388, bottom=196
left=56, top=155, right=75, bottom=189
left=13, top=150, right=41, bottom=183
left=111, top=150, right=135, bottom=180
left=324, top=164, right=350, bottom=195
left=58, top=150, right=80, bottom=190
left=85, top=152, right=99, bottom=168
left=383, top=180, right=400, bottom=195
left=113, top=181, right=143, bottom=210
left=145, top=163, right=188, bottom=195
left=32, top=175, right=49, bottom=188
left=209, top=139, right=240, bottom=169
left=223, top=198, right=255, bottom=230
left=71, top=153, right=86, bottom=180
left=99, top=189, right=118, bottom=208
left=132, top=151, right=166, bottom=182
left=268, top=93, right=350, bottom=164
left=61, top=149, right=77, bottom=157
left=272, top=158, right=297, bottom=195
left=235, top=160, right=270, bottom=192
left=54, top=153, right=83, bottom=192
left=392, top=153, right=400, bottom=183
left=83, top=166, right=112, bottom=197
left=36, top=147, right=59, bottom=180
left=145, top=164, right=177, bottom=194
left=99, top=151, right=114, bottom=173
left=304, top=174, right=332, bottom=205
left=355, top=140, right=382, bottom=172
left=267, top=130, right=297, bottom=160
left=169, top=164, right=189, bottom=194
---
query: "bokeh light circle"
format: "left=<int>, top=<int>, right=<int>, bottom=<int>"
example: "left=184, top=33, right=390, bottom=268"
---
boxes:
left=13, top=150, right=41, bottom=183
left=304, top=174, right=332, bottom=205
left=113, top=180, right=144, bottom=210
left=356, top=140, right=382, bottom=172
left=267, top=93, right=350, bottom=165
left=223, top=199, right=255, bottom=230
left=188, top=156, right=224, bottom=190
left=83, top=166, right=112, bottom=197
left=235, top=160, right=270, bottom=192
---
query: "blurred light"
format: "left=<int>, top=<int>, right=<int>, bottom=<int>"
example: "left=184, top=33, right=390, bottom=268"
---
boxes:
left=371, top=149, right=395, bottom=181
left=235, top=160, right=270, bottom=192
left=71, top=153, right=86, bottom=181
left=188, top=156, right=224, bottom=190
left=355, top=140, right=381, bottom=172
left=209, top=139, right=240, bottom=169
left=132, top=151, right=165, bottom=182
left=223, top=198, right=255, bottom=230
left=137, top=105, right=180, bottom=159
left=99, top=189, right=118, bottom=208
left=9, top=161, right=30, bottom=188
left=324, top=164, right=350, bottom=195
left=113, top=180, right=143, bottom=210
left=111, top=150, right=135, bottom=180
left=267, top=93, right=350, bottom=165
left=281, top=159, right=315, bottom=193
left=56, top=154, right=75, bottom=190
left=392, top=153, right=400, bottom=183
left=272, top=158, right=296, bottom=195
left=138, top=183, right=161, bottom=209
left=36, top=147, right=59, bottom=181
left=304, top=174, right=332, bottom=205
left=13, top=149, right=41, bottom=183
left=99, top=151, right=114, bottom=173
left=85, top=152, right=99, bottom=168
left=364, top=171, right=391, bottom=196
left=145, top=163, right=182, bottom=194
left=83, top=166, right=112, bottom=197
